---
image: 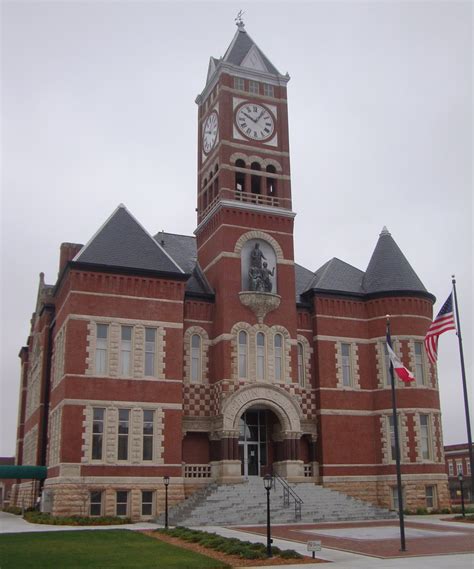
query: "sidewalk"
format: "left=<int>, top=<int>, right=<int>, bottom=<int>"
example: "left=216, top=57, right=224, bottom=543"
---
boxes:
left=0, top=511, right=156, bottom=534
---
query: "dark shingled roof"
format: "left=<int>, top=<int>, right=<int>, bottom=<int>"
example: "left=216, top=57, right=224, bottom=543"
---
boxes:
left=75, top=205, right=184, bottom=275
left=154, top=231, right=213, bottom=296
left=298, top=228, right=428, bottom=299
left=310, top=258, right=365, bottom=295
left=295, top=263, right=315, bottom=303
left=223, top=27, right=281, bottom=75
left=362, top=227, right=428, bottom=294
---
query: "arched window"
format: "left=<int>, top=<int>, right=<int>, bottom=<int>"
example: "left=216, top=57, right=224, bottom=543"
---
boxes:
left=266, top=165, right=277, bottom=196
left=191, top=334, right=201, bottom=382
left=256, top=332, right=266, bottom=380
left=238, top=330, right=248, bottom=378
left=251, top=162, right=261, bottom=195
left=297, top=342, right=305, bottom=387
left=235, top=159, right=245, bottom=192
left=274, top=333, right=283, bottom=381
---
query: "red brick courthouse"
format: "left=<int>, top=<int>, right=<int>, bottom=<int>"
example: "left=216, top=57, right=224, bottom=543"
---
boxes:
left=12, top=23, right=449, bottom=520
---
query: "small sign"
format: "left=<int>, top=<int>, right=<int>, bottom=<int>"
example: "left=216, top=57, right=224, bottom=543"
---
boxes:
left=307, top=540, right=322, bottom=552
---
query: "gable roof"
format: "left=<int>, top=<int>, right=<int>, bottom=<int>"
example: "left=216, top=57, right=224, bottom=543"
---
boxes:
left=74, top=205, right=184, bottom=275
left=362, top=227, right=428, bottom=295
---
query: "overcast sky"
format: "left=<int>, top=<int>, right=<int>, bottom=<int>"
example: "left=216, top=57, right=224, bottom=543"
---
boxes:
left=1, top=1, right=472, bottom=456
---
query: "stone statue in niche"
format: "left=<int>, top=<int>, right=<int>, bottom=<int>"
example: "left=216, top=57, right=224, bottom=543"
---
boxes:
left=248, top=243, right=275, bottom=292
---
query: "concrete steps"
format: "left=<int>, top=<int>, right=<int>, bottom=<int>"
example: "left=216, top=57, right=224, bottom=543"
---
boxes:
left=155, top=478, right=396, bottom=526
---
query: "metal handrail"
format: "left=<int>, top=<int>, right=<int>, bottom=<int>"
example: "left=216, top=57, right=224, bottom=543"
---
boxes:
left=272, top=472, right=303, bottom=520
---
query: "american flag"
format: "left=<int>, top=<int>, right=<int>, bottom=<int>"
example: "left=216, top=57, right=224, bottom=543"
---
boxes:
left=424, top=293, right=456, bottom=364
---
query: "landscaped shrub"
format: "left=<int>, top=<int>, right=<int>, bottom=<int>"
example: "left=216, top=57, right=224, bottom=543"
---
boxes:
left=416, top=507, right=428, bottom=515
left=157, top=527, right=304, bottom=560
left=280, top=549, right=303, bottom=559
left=24, top=511, right=131, bottom=526
left=2, top=506, right=22, bottom=515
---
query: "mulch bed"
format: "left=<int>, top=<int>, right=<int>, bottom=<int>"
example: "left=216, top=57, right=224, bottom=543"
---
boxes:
left=142, top=530, right=326, bottom=566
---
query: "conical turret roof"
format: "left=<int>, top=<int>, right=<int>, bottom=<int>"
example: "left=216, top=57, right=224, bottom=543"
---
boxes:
left=362, top=227, right=427, bottom=294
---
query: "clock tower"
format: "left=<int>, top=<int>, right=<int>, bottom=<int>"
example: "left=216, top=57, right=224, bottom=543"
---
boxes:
left=195, top=21, right=297, bottom=340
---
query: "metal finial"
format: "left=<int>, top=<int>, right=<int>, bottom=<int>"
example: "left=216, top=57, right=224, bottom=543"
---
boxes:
left=235, top=9, right=245, bottom=29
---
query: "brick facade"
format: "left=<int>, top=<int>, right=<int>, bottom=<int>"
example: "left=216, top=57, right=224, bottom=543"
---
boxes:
left=11, top=23, right=449, bottom=520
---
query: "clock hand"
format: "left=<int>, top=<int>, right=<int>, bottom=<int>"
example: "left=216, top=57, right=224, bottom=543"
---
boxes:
left=242, top=111, right=257, bottom=123
left=256, top=110, right=265, bottom=122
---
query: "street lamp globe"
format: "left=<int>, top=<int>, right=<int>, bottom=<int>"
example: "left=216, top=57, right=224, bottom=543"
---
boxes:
left=263, top=474, right=272, bottom=490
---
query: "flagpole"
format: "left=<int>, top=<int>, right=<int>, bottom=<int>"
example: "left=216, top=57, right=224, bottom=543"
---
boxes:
left=386, top=315, right=406, bottom=552
left=451, top=275, right=474, bottom=501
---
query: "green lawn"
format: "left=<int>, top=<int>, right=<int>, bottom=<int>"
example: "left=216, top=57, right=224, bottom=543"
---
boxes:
left=0, top=530, right=230, bottom=569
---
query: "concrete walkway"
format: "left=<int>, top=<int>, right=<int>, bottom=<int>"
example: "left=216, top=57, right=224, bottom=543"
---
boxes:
left=0, top=511, right=156, bottom=533
left=1, top=511, right=473, bottom=569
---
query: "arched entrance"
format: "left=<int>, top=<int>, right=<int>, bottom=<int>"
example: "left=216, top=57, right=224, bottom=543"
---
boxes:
left=238, top=407, right=280, bottom=477
left=215, top=383, right=306, bottom=481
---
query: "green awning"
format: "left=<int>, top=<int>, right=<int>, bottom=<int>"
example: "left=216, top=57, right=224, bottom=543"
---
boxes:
left=0, top=465, right=47, bottom=479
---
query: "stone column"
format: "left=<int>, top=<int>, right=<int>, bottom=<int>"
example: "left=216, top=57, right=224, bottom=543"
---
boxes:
left=273, top=432, right=304, bottom=481
left=209, top=430, right=242, bottom=483
left=309, top=436, right=320, bottom=483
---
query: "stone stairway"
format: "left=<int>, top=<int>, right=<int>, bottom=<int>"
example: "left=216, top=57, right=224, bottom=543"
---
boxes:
left=156, top=478, right=396, bottom=526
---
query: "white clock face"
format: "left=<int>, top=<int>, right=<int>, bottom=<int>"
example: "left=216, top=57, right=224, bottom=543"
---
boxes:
left=235, top=103, right=275, bottom=141
left=202, top=112, right=218, bottom=154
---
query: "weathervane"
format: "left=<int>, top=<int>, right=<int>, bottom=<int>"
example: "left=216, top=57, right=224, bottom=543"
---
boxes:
left=235, top=10, right=245, bottom=29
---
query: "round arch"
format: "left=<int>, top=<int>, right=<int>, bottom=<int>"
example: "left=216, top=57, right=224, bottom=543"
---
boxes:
left=221, top=383, right=303, bottom=433
left=234, top=231, right=284, bottom=262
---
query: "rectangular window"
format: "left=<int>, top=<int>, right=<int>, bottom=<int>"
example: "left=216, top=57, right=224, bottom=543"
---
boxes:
left=388, top=415, right=402, bottom=461
left=142, top=491, right=154, bottom=516
left=391, top=486, right=405, bottom=512
left=456, top=460, right=463, bottom=475
left=118, top=409, right=130, bottom=460
left=234, top=77, right=245, bottom=91
left=120, top=326, right=132, bottom=376
left=95, top=324, right=109, bottom=375
left=391, top=487, right=399, bottom=512
left=92, top=407, right=105, bottom=460
left=383, top=343, right=392, bottom=385
left=425, top=485, right=436, bottom=509
left=145, top=328, right=156, bottom=376
left=143, top=410, right=154, bottom=461
left=420, top=414, right=431, bottom=460
left=116, top=491, right=129, bottom=517
left=341, top=343, right=352, bottom=386
left=467, top=461, right=471, bottom=475
left=263, top=83, right=274, bottom=97
left=448, top=462, right=454, bottom=476
left=414, top=341, right=425, bottom=385
left=248, top=80, right=259, bottom=94
left=89, top=491, right=102, bottom=516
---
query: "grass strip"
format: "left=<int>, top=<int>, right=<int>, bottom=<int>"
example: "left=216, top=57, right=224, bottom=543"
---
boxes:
left=0, top=529, right=230, bottom=569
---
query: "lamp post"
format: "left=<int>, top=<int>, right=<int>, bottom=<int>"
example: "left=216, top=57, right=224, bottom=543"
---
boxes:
left=263, top=474, right=273, bottom=558
left=163, top=475, right=170, bottom=529
left=458, top=473, right=465, bottom=518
